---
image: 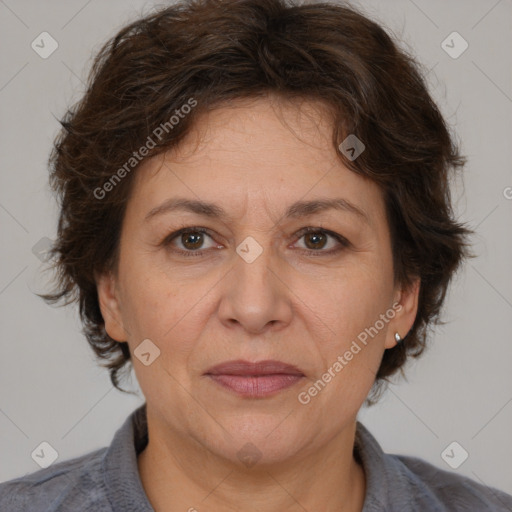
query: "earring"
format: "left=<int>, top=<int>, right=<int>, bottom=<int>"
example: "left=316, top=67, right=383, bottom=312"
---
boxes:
left=394, top=332, right=402, bottom=344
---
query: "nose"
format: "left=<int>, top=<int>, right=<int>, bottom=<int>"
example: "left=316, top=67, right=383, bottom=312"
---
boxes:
left=217, top=238, right=294, bottom=335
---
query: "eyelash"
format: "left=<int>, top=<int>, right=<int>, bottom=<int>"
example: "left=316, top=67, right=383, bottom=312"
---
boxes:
left=160, top=226, right=350, bottom=258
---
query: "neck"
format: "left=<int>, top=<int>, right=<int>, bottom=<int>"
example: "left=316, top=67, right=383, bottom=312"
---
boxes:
left=137, top=415, right=366, bottom=512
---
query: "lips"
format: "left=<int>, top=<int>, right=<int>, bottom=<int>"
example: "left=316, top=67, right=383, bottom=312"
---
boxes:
left=205, top=360, right=304, bottom=398
left=206, top=360, right=304, bottom=376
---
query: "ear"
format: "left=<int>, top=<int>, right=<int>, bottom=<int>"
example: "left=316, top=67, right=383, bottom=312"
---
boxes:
left=385, top=276, right=421, bottom=349
left=95, top=270, right=129, bottom=342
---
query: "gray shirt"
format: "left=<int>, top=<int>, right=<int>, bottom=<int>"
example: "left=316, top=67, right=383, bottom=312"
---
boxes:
left=1, top=403, right=511, bottom=511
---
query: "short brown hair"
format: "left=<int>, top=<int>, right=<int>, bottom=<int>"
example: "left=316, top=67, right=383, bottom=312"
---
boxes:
left=41, top=0, right=474, bottom=403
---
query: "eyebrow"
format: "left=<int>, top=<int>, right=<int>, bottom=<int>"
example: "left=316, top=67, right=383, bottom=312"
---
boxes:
left=144, top=197, right=372, bottom=226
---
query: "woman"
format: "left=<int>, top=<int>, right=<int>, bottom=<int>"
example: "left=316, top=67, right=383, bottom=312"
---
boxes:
left=1, top=0, right=510, bottom=510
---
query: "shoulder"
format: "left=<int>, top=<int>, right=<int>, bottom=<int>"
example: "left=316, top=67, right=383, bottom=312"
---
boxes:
left=390, top=452, right=512, bottom=511
left=0, top=446, right=111, bottom=512
left=355, top=421, right=512, bottom=512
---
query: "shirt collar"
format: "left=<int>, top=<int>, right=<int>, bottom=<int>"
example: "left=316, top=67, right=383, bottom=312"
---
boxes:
left=102, top=403, right=397, bottom=511
left=102, top=403, right=153, bottom=512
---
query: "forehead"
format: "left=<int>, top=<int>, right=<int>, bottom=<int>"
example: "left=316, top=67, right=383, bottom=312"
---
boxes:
left=128, top=97, right=385, bottom=227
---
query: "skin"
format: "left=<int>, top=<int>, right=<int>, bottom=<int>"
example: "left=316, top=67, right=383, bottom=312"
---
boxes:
left=96, top=95, right=420, bottom=512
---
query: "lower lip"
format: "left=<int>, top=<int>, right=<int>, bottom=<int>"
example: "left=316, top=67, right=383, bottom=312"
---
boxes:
left=207, top=374, right=303, bottom=398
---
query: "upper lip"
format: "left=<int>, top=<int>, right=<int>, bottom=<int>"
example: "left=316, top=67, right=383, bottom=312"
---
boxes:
left=205, top=360, right=304, bottom=376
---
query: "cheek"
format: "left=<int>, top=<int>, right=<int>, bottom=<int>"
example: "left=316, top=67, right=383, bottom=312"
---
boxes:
left=298, top=284, right=390, bottom=421
left=118, top=261, right=180, bottom=341
left=120, top=260, right=217, bottom=362
left=295, top=261, right=392, bottom=339
left=293, top=263, right=393, bottom=403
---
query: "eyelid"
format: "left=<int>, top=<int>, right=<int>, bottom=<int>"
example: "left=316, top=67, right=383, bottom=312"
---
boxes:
left=161, top=225, right=350, bottom=255
left=160, top=227, right=218, bottom=249
left=291, top=226, right=350, bottom=252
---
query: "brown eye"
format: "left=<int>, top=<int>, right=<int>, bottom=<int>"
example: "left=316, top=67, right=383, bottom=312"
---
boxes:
left=181, top=231, right=205, bottom=250
left=303, top=231, right=328, bottom=250
left=162, top=227, right=218, bottom=255
left=293, top=227, right=349, bottom=255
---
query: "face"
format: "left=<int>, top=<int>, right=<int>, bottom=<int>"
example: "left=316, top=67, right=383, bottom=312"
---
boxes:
left=97, top=96, right=419, bottom=466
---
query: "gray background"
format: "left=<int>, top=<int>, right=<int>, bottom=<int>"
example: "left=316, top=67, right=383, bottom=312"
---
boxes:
left=1, top=0, right=511, bottom=495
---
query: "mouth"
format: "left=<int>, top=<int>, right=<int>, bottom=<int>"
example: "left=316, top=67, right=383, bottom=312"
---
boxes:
left=204, top=360, right=305, bottom=398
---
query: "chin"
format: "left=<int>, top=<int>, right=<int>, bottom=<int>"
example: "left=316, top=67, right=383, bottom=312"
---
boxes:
left=201, top=412, right=308, bottom=468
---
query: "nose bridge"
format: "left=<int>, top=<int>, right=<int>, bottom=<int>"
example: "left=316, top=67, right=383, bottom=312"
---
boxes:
left=218, top=232, right=292, bottom=332
left=233, top=233, right=276, bottom=296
